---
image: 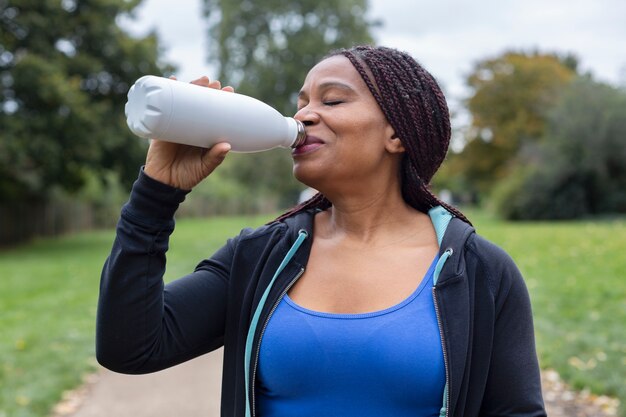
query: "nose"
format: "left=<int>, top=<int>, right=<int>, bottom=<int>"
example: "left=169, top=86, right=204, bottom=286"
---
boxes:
left=294, top=106, right=320, bottom=127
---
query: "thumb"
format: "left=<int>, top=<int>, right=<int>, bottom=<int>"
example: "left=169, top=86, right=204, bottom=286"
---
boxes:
left=202, top=142, right=231, bottom=172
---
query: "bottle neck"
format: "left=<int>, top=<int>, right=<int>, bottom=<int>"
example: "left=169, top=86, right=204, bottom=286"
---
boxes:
left=292, top=119, right=306, bottom=148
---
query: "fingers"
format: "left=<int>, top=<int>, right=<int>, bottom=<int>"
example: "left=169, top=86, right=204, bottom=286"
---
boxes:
left=189, top=76, right=234, bottom=92
left=190, top=76, right=209, bottom=86
left=190, top=76, right=218, bottom=88
left=172, top=74, right=231, bottom=92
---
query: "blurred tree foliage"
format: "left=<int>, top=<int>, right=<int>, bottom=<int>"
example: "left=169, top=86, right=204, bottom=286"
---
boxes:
left=492, top=77, right=626, bottom=219
left=0, top=0, right=170, bottom=202
left=443, top=51, right=577, bottom=198
left=202, top=0, right=376, bottom=207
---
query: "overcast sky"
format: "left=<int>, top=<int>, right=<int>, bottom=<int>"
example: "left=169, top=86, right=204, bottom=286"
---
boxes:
left=120, top=0, right=626, bottom=114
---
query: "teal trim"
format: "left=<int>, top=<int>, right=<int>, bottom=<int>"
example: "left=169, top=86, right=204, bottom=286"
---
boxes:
left=429, top=205, right=453, bottom=247
left=429, top=205, right=454, bottom=286
left=433, top=249, right=453, bottom=286
left=429, top=206, right=453, bottom=416
left=439, top=383, right=448, bottom=416
left=244, top=230, right=308, bottom=417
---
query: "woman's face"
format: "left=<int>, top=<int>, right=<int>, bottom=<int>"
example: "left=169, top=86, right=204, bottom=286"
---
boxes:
left=292, top=55, right=403, bottom=191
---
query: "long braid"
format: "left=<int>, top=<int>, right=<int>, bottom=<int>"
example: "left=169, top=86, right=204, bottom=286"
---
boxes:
left=341, top=46, right=469, bottom=224
left=274, top=192, right=330, bottom=223
left=275, top=45, right=470, bottom=225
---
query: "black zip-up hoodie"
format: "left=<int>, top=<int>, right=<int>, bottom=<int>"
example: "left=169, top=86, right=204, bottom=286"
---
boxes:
left=97, top=170, right=546, bottom=417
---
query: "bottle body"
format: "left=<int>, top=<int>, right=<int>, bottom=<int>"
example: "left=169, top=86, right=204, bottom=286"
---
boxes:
left=125, top=75, right=305, bottom=153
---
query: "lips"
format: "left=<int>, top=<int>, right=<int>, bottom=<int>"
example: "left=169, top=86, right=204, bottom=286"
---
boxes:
left=303, top=135, right=324, bottom=146
left=292, top=135, right=325, bottom=156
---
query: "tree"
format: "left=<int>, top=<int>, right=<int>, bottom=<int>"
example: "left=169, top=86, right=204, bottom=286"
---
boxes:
left=0, top=0, right=171, bottom=201
left=446, top=51, right=577, bottom=197
left=201, top=0, right=376, bottom=206
left=492, top=77, right=626, bottom=219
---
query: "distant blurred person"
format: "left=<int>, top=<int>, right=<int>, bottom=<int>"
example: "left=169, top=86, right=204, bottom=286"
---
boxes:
left=439, top=188, right=453, bottom=205
left=298, top=187, right=317, bottom=204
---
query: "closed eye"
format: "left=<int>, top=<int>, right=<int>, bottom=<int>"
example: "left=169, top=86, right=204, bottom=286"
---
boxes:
left=323, top=100, right=343, bottom=106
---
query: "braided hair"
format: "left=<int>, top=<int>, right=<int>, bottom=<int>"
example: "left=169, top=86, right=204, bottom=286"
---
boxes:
left=276, top=45, right=469, bottom=224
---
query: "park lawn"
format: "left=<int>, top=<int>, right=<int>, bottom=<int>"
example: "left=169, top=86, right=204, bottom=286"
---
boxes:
left=0, top=211, right=624, bottom=416
left=468, top=210, right=626, bottom=409
left=0, top=214, right=272, bottom=417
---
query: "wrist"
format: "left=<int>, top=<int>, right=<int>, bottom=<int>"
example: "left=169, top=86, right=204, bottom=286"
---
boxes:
left=122, top=168, right=190, bottom=222
left=143, top=164, right=191, bottom=191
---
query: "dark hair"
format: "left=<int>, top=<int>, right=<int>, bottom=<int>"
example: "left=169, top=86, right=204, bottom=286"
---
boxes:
left=277, top=45, right=469, bottom=224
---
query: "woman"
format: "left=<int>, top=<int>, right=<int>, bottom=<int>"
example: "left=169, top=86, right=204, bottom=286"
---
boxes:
left=97, top=45, right=546, bottom=417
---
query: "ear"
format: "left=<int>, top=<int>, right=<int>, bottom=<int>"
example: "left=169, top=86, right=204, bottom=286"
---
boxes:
left=384, top=125, right=405, bottom=154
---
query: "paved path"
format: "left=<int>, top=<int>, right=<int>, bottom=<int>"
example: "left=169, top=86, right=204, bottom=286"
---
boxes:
left=52, top=350, right=619, bottom=417
left=52, top=350, right=223, bottom=417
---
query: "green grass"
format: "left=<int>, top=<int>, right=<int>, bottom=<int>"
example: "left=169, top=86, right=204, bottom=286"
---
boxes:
left=1, top=230, right=112, bottom=417
left=466, top=209, right=626, bottom=411
left=0, top=214, right=272, bottom=417
left=1, top=211, right=624, bottom=416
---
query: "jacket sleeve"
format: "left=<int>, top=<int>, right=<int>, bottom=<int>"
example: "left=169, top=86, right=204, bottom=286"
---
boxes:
left=96, top=169, right=234, bottom=374
left=479, top=243, right=546, bottom=417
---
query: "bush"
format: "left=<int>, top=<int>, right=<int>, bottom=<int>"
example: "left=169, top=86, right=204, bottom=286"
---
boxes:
left=492, top=77, right=626, bottom=220
left=492, top=164, right=592, bottom=220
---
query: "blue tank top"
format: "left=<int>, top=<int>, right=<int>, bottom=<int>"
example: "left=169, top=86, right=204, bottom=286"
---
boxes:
left=257, top=256, right=445, bottom=417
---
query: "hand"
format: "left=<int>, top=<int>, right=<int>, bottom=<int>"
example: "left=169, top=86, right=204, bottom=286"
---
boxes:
left=144, top=76, right=235, bottom=190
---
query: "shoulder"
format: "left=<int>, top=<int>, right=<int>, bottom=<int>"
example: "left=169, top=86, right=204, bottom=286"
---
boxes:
left=198, top=210, right=314, bottom=270
left=466, top=233, right=519, bottom=275
left=233, top=209, right=315, bottom=245
left=464, top=232, right=528, bottom=306
left=439, top=218, right=521, bottom=291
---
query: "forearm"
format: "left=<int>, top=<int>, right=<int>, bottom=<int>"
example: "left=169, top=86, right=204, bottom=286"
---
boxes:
left=96, top=169, right=192, bottom=373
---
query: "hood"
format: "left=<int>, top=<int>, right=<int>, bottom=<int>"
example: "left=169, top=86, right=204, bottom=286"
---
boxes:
left=428, top=206, right=475, bottom=286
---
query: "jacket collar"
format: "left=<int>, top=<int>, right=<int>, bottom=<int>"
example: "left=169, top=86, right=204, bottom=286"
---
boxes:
left=279, top=206, right=474, bottom=281
left=434, top=209, right=475, bottom=286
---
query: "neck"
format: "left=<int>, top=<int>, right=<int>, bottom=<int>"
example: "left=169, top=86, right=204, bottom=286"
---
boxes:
left=317, top=183, right=431, bottom=246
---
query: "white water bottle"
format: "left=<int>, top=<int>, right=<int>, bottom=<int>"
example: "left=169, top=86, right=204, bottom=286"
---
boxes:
left=124, top=75, right=306, bottom=153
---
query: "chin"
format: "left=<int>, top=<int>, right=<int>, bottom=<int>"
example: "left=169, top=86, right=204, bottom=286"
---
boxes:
left=293, top=162, right=326, bottom=190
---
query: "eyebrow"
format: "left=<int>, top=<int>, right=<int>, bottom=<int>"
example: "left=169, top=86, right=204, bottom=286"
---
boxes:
left=298, top=81, right=356, bottom=100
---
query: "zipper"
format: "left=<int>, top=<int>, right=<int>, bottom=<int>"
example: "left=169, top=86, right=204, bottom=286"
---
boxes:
left=251, top=267, right=305, bottom=417
left=433, top=247, right=453, bottom=417
left=433, top=286, right=450, bottom=417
